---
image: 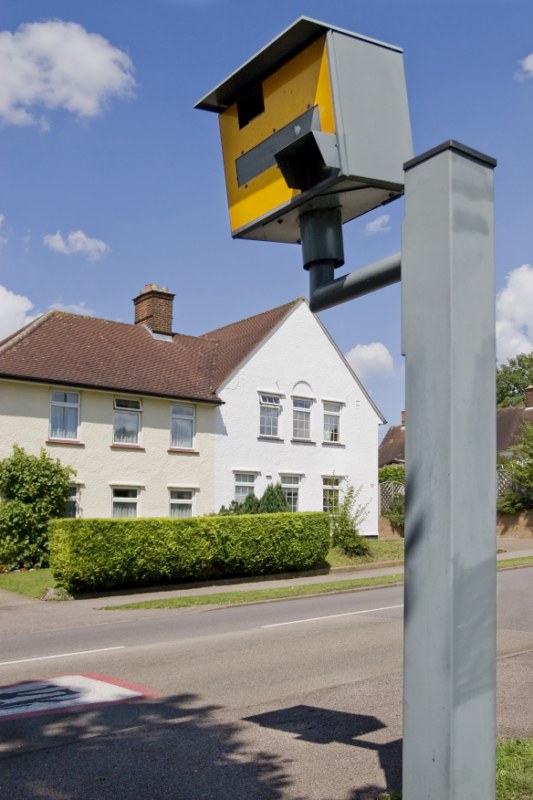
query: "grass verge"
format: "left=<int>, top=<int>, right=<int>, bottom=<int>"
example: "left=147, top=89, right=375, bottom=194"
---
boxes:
left=0, top=568, right=54, bottom=599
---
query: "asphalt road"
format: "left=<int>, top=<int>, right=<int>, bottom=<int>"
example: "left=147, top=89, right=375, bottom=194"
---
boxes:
left=0, top=567, right=532, bottom=799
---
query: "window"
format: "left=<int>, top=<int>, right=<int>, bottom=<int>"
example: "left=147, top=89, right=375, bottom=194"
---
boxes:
left=237, top=84, right=264, bottom=129
left=171, top=405, right=195, bottom=449
left=169, top=489, right=194, bottom=517
left=280, top=474, right=300, bottom=512
left=234, top=472, right=256, bottom=503
left=323, top=402, right=342, bottom=443
left=323, top=476, right=341, bottom=512
left=259, top=394, right=281, bottom=438
left=292, top=398, right=311, bottom=440
left=50, top=391, right=79, bottom=440
left=113, top=398, right=142, bottom=445
left=112, top=487, right=139, bottom=518
left=64, top=485, right=79, bottom=518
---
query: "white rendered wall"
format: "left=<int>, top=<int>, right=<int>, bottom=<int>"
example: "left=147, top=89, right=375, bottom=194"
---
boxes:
left=214, top=302, right=382, bottom=535
left=0, top=380, right=216, bottom=518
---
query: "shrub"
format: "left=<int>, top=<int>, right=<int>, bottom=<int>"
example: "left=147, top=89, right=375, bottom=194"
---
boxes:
left=497, top=490, right=530, bottom=515
left=241, top=493, right=260, bottom=514
left=258, top=483, right=290, bottom=513
left=0, top=445, right=74, bottom=567
left=49, top=512, right=330, bottom=594
left=382, top=495, right=405, bottom=535
left=378, top=464, right=405, bottom=484
left=330, top=483, right=370, bottom=557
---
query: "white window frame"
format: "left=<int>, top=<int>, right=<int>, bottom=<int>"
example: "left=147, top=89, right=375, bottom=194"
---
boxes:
left=64, top=484, right=79, bottom=518
left=280, top=474, right=301, bottom=512
left=50, top=390, right=80, bottom=441
left=234, top=472, right=256, bottom=503
left=323, top=475, right=342, bottom=512
left=292, top=397, right=312, bottom=440
left=323, top=401, right=342, bottom=443
left=169, top=488, right=195, bottom=517
left=112, top=486, right=140, bottom=518
left=170, top=404, right=195, bottom=450
left=259, top=393, right=281, bottom=438
left=113, top=398, right=142, bottom=445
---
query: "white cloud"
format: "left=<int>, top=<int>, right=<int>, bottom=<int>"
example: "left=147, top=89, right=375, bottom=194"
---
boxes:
left=44, top=229, right=110, bottom=261
left=0, top=212, right=7, bottom=245
left=345, top=342, right=395, bottom=380
left=515, top=53, right=533, bottom=81
left=0, top=285, right=37, bottom=339
left=365, top=214, right=391, bottom=235
left=496, top=263, right=533, bottom=362
left=0, top=20, right=135, bottom=127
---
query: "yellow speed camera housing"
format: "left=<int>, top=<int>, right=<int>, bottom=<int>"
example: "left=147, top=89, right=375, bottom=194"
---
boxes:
left=196, top=17, right=412, bottom=244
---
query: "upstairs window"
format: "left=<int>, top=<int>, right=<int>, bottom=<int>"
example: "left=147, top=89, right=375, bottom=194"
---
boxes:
left=113, top=398, right=142, bottom=445
left=259, top=394, right=281, bottom=438
left=171, top=405, right=195, bottom=449
left=292, top=398, right=312, bottom=440
left=323, top=402, right=342, bottom=443
left=169, top=489, right=194, bottom=518
left=50, top=391, right=79, bottom=441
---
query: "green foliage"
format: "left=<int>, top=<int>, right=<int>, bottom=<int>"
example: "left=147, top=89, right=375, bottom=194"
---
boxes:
left=382, top=495, right=405, bottom=534
left=497, top=490, right=530, bottom=515
left=258, top=483, right=290, bottom=513
left=503, top=422, right=533, bottom=506
left=378, top=464, right=405, bottom=484
left=0, top=445, right=74, bottom=568
left=496, top=352, right=533, bottom=408
left=330, top=482, right=370, bottom=557
left=240, top=492, right=260, bottom=514
left=218, top=500, right=244, bottom=515
left=49, top=512, right=330, bottom=594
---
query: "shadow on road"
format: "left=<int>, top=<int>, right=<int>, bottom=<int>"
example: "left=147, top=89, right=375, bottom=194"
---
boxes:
left=0, top=691, right=293, bottom=800
left=245, top=705, right=402, bottom=799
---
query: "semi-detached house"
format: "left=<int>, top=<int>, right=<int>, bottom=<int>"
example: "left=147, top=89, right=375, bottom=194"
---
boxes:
left=0, top=284, right=384, bottom=536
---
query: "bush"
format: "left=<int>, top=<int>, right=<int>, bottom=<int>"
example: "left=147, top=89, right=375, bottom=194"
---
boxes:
left=258, top=483, right=290, bottom=513
left=497, top=490, right=530, bottom=515
left=330, top=483, right=370, bottom=557
left=382, top=495, right=405, bottom=535
left=0, top=445, right=74, bottom=567
left=49, top=512, right=330, bottom=594
left=378, top=465, right=405, bottom=484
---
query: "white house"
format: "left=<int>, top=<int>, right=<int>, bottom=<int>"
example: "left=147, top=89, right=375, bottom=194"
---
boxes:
left=0, top=284, right=384, bottom=535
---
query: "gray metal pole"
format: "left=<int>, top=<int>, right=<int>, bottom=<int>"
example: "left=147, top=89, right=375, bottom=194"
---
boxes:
left=401, top=141, right=497, bottom=799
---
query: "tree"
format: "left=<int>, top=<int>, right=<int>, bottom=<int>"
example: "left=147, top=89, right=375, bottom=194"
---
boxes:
left=0, top=445, right=74, bottom=568
left=258, top=483, right=290, bottom=513
left=496, top=352, right=533, bottom=408
left=378, top=464, right=405, bottom=484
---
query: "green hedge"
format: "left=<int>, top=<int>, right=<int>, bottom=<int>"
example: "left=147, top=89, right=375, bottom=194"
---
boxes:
left=49, top=512, right=330, bottom=594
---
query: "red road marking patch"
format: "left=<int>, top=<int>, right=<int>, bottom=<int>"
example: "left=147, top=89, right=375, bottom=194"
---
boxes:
left=0, top=674, right=159, bottom=720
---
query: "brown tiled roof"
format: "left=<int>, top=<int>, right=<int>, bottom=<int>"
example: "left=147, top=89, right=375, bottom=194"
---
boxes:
left=0, top=300, right=303, bottom=402
left=0, top=311, right=221, bottom=403
left=378, top=406, right=533, bottom=467
left=378, top=424, right=405, bottom=467
left=201, top=298, right=303, bottom=387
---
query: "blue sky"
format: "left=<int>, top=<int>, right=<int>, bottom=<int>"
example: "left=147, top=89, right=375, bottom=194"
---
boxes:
left=2, top=0, right=533, bottom=434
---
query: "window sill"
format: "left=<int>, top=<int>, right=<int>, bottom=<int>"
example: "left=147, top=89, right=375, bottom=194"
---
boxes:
left=46, top=439, right=85, bottom=447
left=322, top=441, right=345, bottom=448
left=290, top=439, right=316, bottom=446
left=168, top=448, right=199, bottom=455
left=110, top=444, right=146, bottom=451
left=257, top=436, right=283, bottom=442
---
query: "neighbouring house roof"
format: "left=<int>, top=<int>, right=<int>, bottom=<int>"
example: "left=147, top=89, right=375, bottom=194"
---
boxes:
left=0, top=299, right=305, bottom=403
left=378, top=405, right=533, bottom=467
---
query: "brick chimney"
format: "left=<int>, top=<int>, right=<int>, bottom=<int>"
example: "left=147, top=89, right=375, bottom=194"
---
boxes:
left=133, top=284, right=175, bottom=335
left=525, top=386, right=533, bottom=410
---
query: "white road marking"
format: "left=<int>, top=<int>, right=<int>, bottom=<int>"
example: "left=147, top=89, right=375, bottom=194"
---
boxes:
left=261, top=604, right=404, bottom=628
left=0, top=646, right=125, bottom=666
